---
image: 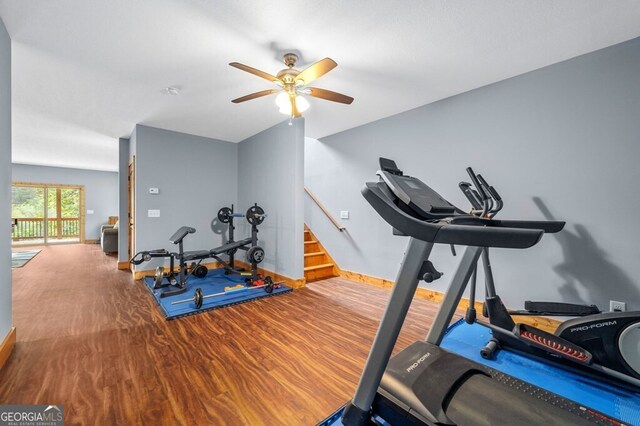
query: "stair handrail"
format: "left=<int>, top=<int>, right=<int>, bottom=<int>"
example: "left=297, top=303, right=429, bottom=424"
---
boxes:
left=304, top=186, right=346, bottom=232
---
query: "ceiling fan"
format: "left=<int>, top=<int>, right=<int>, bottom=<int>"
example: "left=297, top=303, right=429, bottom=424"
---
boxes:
left=229, top=53, right=354, bottom=118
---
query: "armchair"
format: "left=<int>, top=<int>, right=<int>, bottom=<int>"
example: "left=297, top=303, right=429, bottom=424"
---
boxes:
left=101, top=221, right=119, bottom=254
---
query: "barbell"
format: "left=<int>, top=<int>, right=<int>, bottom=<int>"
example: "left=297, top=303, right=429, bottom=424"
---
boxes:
left=171, top=276, right=281, bottom=309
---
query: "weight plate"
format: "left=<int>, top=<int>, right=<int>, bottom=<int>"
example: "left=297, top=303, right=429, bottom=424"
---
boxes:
left=154, top=266, right=164, bottom=289
left=264, top=277, right=274, bottom=293
left=193, top=265, right=208, bottom=278
left=217, top=207, right=232, bottom=224
left=194, top=288, right=203, bottom=309
left=246, top=246, right=265, bottom=264
left=246, top=205, right=265, bottom=226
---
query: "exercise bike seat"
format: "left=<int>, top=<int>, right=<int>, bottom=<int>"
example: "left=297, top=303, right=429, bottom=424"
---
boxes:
left=210, top=238, right=253, bottom=256
left=181, top=250, right=211, bottom=261
left=169, top=226, right=196, bottom=244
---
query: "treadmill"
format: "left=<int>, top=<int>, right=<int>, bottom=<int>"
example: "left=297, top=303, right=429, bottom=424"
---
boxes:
left=340, top=158, right=625, bottom=426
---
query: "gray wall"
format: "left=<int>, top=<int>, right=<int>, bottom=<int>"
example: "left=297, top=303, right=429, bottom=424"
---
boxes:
left=238, top=119, right=305, bottom=280
left=131, top=125, right=238, bottom=270
left=12, top=164, right=118, bottom=240
left=305, top=37, right=640, bottom=311
left=0, top=17, right=12, bottom=340
left=118, top=138, right=129, bottom=262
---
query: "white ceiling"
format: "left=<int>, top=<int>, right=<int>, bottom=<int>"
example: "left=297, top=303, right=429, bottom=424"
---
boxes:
left=1, top=1, right=640, bottom=172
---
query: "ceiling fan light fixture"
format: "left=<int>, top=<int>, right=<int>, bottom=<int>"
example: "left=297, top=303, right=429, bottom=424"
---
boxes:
left=278, top=105, right=292, bottom=115
left=275, top=92, right=289, bottom=109
left=296, top=95, right=310, bottom=113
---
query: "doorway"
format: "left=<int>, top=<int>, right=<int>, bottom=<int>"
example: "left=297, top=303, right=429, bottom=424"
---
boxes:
left=11, top=182, right=85, bottom=246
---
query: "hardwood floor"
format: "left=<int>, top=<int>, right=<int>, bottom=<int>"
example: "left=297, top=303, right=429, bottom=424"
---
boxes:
left=1, top=244, right=446, bottom=425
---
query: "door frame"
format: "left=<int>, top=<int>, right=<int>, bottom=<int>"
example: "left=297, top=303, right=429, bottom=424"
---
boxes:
left=12, top=181, right=86, bottom=245
left=128, top=157, right=136, bottom=262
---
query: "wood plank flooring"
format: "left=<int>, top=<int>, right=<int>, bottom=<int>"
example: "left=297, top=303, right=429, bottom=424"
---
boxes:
left=1, top=244, right=447, bottom=425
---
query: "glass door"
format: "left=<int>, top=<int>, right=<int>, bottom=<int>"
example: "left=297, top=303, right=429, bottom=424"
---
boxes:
left=11, top=185, right=46, bottom=246
left=60, top=188, right=81, bottom=242
left=12, top=184, right=83, bottom=246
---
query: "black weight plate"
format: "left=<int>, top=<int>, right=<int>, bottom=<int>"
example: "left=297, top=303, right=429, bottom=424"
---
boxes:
left=194, top=288, right=203, bottom=309
left=193, top=265, right=208, bottom=278
left=246, top=205, right=265, bottom=225
left=246, top=246, right=265, bottom=264
left=217, top=207, right=232, bottom=224
left=265, top=276, right=274, bottom=293
left=264, top=276, right=274, bottom=293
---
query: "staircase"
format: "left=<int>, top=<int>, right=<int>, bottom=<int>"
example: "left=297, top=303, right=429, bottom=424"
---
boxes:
left=304, top=225, right=339, bottom=282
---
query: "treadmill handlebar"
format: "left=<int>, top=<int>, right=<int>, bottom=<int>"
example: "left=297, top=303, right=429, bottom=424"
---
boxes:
left=466, top=167, right=489, bottom=201
left=458, top=181, right=483, bottom=211
left=363, top=182, right=563, bottom=249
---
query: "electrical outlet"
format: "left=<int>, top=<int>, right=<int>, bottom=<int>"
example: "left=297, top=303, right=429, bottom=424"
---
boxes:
left=610, top=300, right=626, bottom=312
left=148, top=209, right=160, bottom=218
left=340, top=210, right=349, bottom=219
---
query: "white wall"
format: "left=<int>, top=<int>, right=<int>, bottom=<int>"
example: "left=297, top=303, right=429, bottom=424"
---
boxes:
left=237, top=119, right=305, bottom=280
left=0, top=17, right=12, bottom=340
left=12, top=164, right=118, bottom=240
left=130, top=125, right=238, bottom=270
left=305, top=37, right=640, bottom=311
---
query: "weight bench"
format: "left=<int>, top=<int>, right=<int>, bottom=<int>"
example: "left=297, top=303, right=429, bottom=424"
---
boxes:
left=170, top=226, right=196, bottom=244
left=131, top=226, right=199, bottom=298
left=179, top=238, right=256, bottom=273
left=210, top=238, right=253, bottom=256
left=180, top=238, right=253, bottom=263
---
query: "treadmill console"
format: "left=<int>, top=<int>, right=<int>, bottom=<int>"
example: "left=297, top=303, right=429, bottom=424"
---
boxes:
left=377, top=157, right=457, bottom=220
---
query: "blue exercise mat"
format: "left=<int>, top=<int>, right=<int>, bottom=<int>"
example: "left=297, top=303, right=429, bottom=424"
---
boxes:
left=441, top=319, right=640, bottom=425
left=318, top=319, right=640, bottom=426
left=143, top=268, right=292, bottom=320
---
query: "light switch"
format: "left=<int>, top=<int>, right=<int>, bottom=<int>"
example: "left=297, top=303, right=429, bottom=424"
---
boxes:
left=340, top=210, right=349, bottom=219
left=148, top=209, right=160, bottom=218
left=149, top=187, right=159, bottom=195
left=86, top=209, right=94, bottom=215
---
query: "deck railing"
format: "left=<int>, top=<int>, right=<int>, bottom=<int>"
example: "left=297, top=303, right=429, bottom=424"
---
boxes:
left=11, top=217, right=81, bottom=241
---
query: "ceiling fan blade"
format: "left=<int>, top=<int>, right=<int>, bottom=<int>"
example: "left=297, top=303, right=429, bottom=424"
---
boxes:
left=290, top=94, right=301, bottom=118
left=229, top=62, right=281, bottom=84
left=231, top=89, right=280, bottom=104
left=308, top=87, right=354, bottom=104
left=294, top=58, right=337, bottom=86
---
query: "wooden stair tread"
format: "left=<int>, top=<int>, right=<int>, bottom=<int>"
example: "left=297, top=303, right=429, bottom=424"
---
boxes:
left=304, top=241, right=317, bottom=245
left=304, top=252, right=325, bottom=257
left=304, top=263, right=334, bottom=272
